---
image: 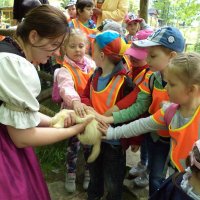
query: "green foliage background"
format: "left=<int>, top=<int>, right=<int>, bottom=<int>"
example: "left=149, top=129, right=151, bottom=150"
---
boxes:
left=0, top=0, right=13, bottom=7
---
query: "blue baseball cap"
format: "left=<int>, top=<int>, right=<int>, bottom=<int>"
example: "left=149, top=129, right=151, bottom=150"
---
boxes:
left=133, top=26, right=185, bottom=52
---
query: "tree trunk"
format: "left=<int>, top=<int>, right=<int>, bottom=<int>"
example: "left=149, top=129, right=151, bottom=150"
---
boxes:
left=139, top=0, right=149, bottom=22
left=37, top=88, right=52, bottom=102
left=39, top=104, right=56, bottom=117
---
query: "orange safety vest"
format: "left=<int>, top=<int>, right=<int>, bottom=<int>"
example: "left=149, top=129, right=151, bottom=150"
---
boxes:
left=90, top=75, right=125, bottom=114
left=170, top=106, right=200, bottom=171
left=134, top=69, right=152, bottom=86
left=123, top=55, right=132, bottom=72
left=72, top=19, right=97, bottom=56
left=153, top=106, right=200, bottom=171
left=139, top=75, right=170, bottom=137
left=0, top=35, right=5, bottom=41
left=63, top=61, right=93, bottom=96
left=72, top=19, right=97, bottom=36
left=123, top=55, right=151, bottom=86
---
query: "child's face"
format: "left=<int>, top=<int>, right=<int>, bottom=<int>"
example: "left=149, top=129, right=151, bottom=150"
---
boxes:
left=65, top=35, right=86, bottom=62
left=129, top=56, right=146, bottom=67
left=126, top=22, right=140, bottom=36
left=166, top=69, right=190, bottom=105
left=68, top=5, right=76, bottom=18
left=147, top=46, right=172, bottom=72
left=78, top=6, right=93, bottom=21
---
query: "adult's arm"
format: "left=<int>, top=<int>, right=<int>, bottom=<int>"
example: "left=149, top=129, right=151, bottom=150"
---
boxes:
left=7, top=116, right=92, bottom=148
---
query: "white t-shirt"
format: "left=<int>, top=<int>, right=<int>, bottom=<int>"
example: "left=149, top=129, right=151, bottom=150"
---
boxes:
left=0, top=53, right=41, bottom=129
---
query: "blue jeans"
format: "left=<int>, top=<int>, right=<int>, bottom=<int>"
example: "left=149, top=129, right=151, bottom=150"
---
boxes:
left=87, top=142, right=126, bottom=200
left=140, top=135, right=148, bottom=166
left=146, top=133, right=170, bottom=196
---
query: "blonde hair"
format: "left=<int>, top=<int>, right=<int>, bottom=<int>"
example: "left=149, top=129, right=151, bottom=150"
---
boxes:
left=60, top=28, right=88, bottom=58
left=168, top=52, right=200, bottom=86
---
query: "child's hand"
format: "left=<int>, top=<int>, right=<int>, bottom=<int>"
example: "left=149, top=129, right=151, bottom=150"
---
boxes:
left=63, top=110, right=77, bottom=127
left=82, top=105, right=96, bottom=115
left=98, top=120, right=110, bottom=139
left=73, top=100, right=87, bottom=118
left=104, top=105, right=119, bottom=116
left=73, top=115, right=94, bottom=135
left=131, top=145, right=140, bottom=152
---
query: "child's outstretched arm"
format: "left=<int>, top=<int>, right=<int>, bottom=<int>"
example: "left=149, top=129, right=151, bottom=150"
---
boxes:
left=93, top=90, right=152, bottom=124
left=112, top=90, right=152, bottom=124
left=99, top=114, right=166, bottom=140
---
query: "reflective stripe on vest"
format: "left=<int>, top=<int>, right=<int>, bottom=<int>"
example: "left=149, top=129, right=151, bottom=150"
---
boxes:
left=152, top=108, right=170, bottom=138
left=169, top=106, right=200, bottom=171
left=151, top=87, right=169, bottom=137
left=90, top=75, right=125, bottom=114
left=138, top=72, right=152, bottom=94
left=72, top=19, right=97, bottom=35
left=133, top=69, right=150, bottom=86
left=63, top=61, right=93, bottom=95
left=123, top=55, right=132, bottom=72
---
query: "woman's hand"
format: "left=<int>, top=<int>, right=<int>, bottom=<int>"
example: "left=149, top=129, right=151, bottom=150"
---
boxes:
left=98, top=120, right=110, bottom=139
left=72, top=100, right=87, bottom=118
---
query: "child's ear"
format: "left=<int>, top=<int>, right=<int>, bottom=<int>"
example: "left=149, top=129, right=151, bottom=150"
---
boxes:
left=189, top=84, right=200, bottom=95
left=77, top=8, right=81, bottom=15
left=100, top=52, right=105, bottom=59
left=170, top=51, right=177, bottom=59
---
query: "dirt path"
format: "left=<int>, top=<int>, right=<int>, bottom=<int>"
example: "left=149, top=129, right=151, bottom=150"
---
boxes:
left=47, top=148, right=148, bottom=200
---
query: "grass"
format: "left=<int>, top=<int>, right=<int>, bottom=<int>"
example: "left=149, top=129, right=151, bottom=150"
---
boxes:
left=36, top=141, right=67, bottom=182
left=37, top=79, right=67, bottom=177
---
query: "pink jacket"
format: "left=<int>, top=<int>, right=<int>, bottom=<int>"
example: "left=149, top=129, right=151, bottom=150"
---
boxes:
left=56, top=55, right=96, bottom=109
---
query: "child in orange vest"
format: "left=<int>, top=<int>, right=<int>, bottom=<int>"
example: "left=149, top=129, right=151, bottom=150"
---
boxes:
left=99, top=52, right=200, bottom=186
left=69, top=0, right=97, bottom=56
left=81, top=30, right=134, bottom=200
left=95, top=27, right=185, bottom=196
left=55, top=28, right=96, bottom=193
left=150, top=139, right=200, bottom=200
left=104, top=29, right=153, bottom=187
left=65, top=0, right=77, bottom=22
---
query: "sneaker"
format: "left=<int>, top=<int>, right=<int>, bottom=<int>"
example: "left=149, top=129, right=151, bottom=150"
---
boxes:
left=65, top=173, right=76, bottom=193
left=83, top=170, right=90, bottom=190
left=129, top=162, right=147, bottom=177
left=133, top=172, right=149, bottom=188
